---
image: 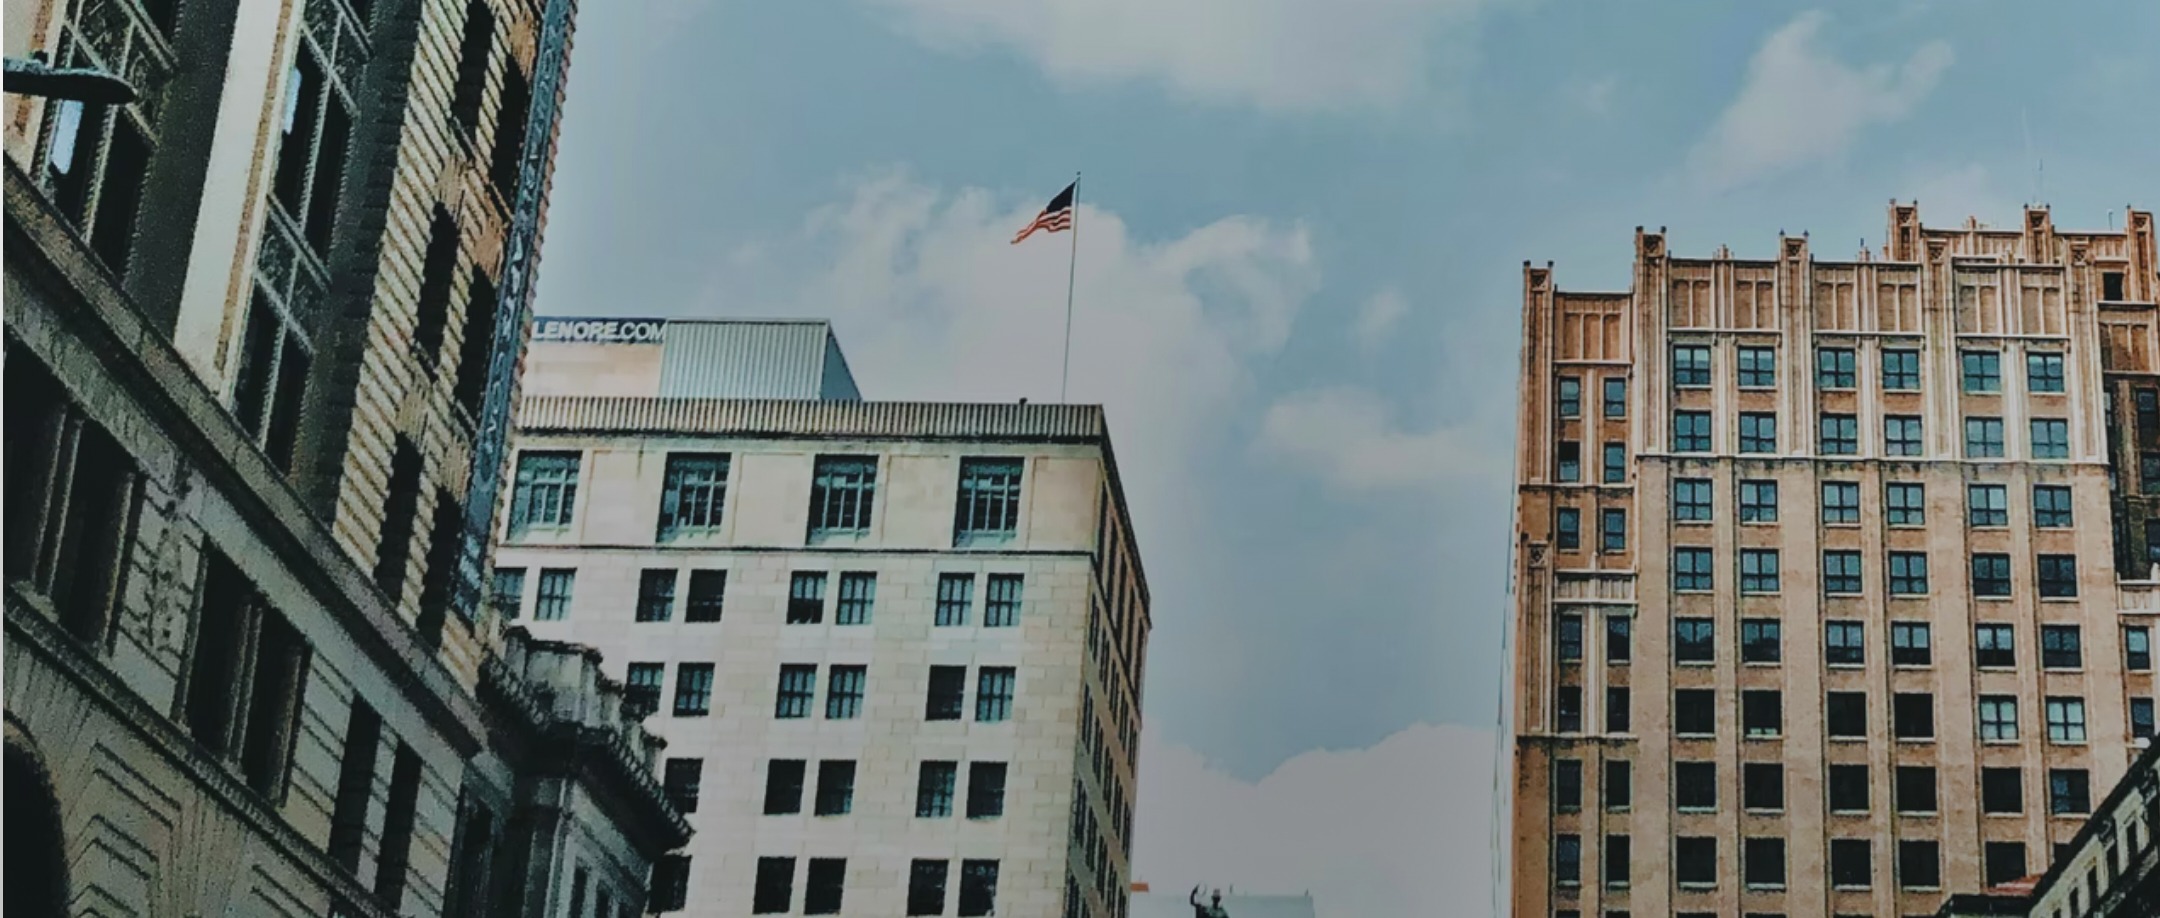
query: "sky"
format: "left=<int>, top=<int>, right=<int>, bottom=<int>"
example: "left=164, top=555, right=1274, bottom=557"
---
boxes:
left=533, top=3, right=2159, bottom=914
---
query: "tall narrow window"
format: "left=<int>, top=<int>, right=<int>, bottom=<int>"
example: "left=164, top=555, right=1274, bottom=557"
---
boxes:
left=272, top=41, right=353, bottom=254
left=448, top=2, right=496, bottom=137
left=685, top=569, right=725, bottom=622
left=927, top=666, right=966, bottom=721
left=1556, top=377, right=1582, bottom=417
left=808, top=456, right=877, bottom=539
left=636, top=569, right=677, bottom=622
left=976, top=667, right=1015, bottom=722
left=39, top=32, right=155, bottom=273
left=826, top=665, right=866, bottom=719
left=1600, top=509, right=1626, bottom=552
left=805, top=858, right=846, bottom=916
left=836, top=572, right=876, bottom=625
left=412, top=207, right=460, bottom=366
left=814, top=760, right=856, bottom=816
left=533, top=568, right=574, bottom=620
left=917, top=761, right=958, bottom=817
left=1602, top=441, right=1627, bottom=481
left=327, top=700, right=381, bottom=871
left=754, top=857, right=795, bottom=914
left=231, top=289, right=312, bottom=470
left=1557, top=441, right=1581, bottom=481
left=1555, top=507, right=1580, bottom=550
left=984, top=573, right=1023, bottom=627
left=376, top=745, right=424, bottom=907
left=488, top=65, right=531, bottom=200
left=955, top=458, right=1024, bottom=544
left=6, top=374, right=142, bottom=643
left=1602, top=378, right=1627, bottom=417
left=775, top=665, right=817, bottom=718
left=659, top=453, right=729, bottom=539
left=936, top=573, right=973, bottom=626
left=508, top=451, right=579, bottom=536
left=967, top=762, right=1008, bottom=819
left=673, top=663, right=714, bottom=716
left=789, top=572, right=827, bottom=624
left=663, top=758, right=702, bottom=814
left=451, top=273, right=497, bottom=418
left=183, top=553, right=311, bottom=799
left=372, top=438, right=425, bottom=599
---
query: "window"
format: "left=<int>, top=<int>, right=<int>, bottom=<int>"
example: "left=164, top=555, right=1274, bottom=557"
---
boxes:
left=488, top=568, right=525, bottom=620
left=1823, top=551, right=1863, bottom=594
left=2050, top=769, right=2091, bottom=814
left=7, top=375, right=144, bottom=646
left=1825, top=620, right=1865, bottom=665
left=1673, top=345, right=1711, bottom=387
left=2042, top=624, right=2083, bottom=667
left=967, top=762, right=1008, bottom=819
left=2128, top=626, right=2153, bottom=671
left=1602, top=442, right=1626, bottom=482
left=2034, top=485, right=2073, bottom=527
left=450, top=272, right=498, bottom=418
left=270, top=35, right=356, bottom=253
left=1830, top=839, right=1871, bottom=888
left=1556, top=613, right=1584, bottom=662
left=814, top=760, right=856, bottom=816
left=2133, top=698, right=2155, bottom=739
left=1885, top=482, right=1925, bottom=525
left=958, top=861, right=999, bottom=918
left=1985, top=843, right=2027, bottom=888
left=1556, top=686, right=1583, bottom=733
left=808, top=456, right=877, bottom=538
left=788, top=571, right=827, bottom=624
left=1740, top=480, right=1778, bottom=521
left=1605, top=614, right=1631, bottom=664
left=182, top=554, right=312, bottom=799
left=1826, top=692, right=1867, bottom=738
left=1554, top=834, right=1582, bottom=886
left=2026, top=351, right=2065, bottom=393
left=1740, top=551, right=1780, bottom=594
left=754, top=857, right=795, bottom=914
left=1673, top=479, right=1713, bottom=521
left=1744, top=837, right=1785, bottom=889
left=1673, top=411, right=1711, bottom=452
left=1981, top=767, right=2022, bottom=814
left=685, top=570, right=725, bottom=622
left=2031, top=418, right=2070, bottom=459
left=1738, top=346, right=1777, bottom=388
left=1828, top=764, right=1869, bottom=812
left=1968, top=484, right=2009, bottom=525
left=1673, top=548, right=1713, bottom=592
left=826, top=665, right=865, bottom=719
left=1979, top=696, right=2019, bottom=741
left=960, top=574, right=1019, bottom=631
left=372, top=439, right=423, bottom=599
left=1556, top=508, right=1580, bottom=549
left=2146, top=454, right=2160, bottom=492
left=658, top=453, right=728, bottom=539
left=1674, top=618, right=1715, bottom=663
left=1743, top=762, right=1784, bottom=811
left=38, top=27, right=157, bottom=271
left=1739, top=413, right=1776, bottom=453
left=377, top=746, right=424, bottom=908
left=1558, top=441, right=1581, bottom=482
left=1674, top=761, right=1717, bottom=811
left=1557, top=377, right=1582, bottom=417
left=2038, top=555, right=2078, bottom=597
left=1742, top=690, right=1781, bottom=738
left=1881, top=349, right=1920, bottom=390
left=836, top=572, right=876, bottom=625
left=1966, top=417, right=2006, bottom=458
left=2046, top=697, right=2087, bottom=743
left=1819, top=413, right=1858, bottom=454
left=650, top=856, right=691, bottom=912
left=1674, top=689, right=1714, bottom=736
left=1603, top=834, right=1630, bottom=888
left=805, top=859, right=846, bottom=916
left=327, top=701, right=381, bottom=870
left=955, top=458, right=1024, bottom=544
left=1893, top=693, right=1934, bottom=740
left=673, top=664, right=714, bottom=716
left=1675, top=837, right=1717, bottom=888
left=1895, top=766, right=1937, bottom=813
left=1606, top=687, right=1629, bottom=733
left=411, top=209, right=460, bottom=370
left=936, top=573, right=974, bottom=626
left=1889, top=553, right=1928, bottom=596
left=1890, top=621, right=1932, bottom=665
left=624, top=663, right=664, bottom=719
left=927, top=666, right=966, bottom=720
left=1884, top=416, right=1923, bottom=456
left=908, top=860, right=949, bottom=916
left=664, top=759, right=702, bottom=814
left=508, top=452, right=579, bottom=535
left=1963, top=351, right=2002, bottom=392
left=1552, top=759, right=1583, bottom=811
left=1975, top=624, right=2015, bottom=667
left=1972, top=554, right=2012, bottom=597
left=533, top=568, right=575, bottom=620
left=1822, top=481, right=1860, bottom=523
left=2104, top=270, right=2129, bottom=301
left=764, top=760, right=806, bottom=815
left=1600, top=509, right=1626, bottom=552
left=1604, top=760, right=1632, bottom=810
left=775, top=665, right=816, bottom=719
left=1740, top=618, right=1781, bottom=662
left=917, top=761, right=958, bottom=817
left=1818, top=347, right=1857, bottom=388
left=1603, top=378, right=1627, bottom=417
left=976, top=667, right=1015, bottom=722
left=636, top=569, right=676, bottom=623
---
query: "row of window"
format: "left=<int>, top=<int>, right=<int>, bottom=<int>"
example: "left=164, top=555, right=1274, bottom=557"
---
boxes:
left=1661, top=345, right=2065, bottom=395
left=1557, top=614, right=2153, bottom=674
left=622, top=662, right=1018, bottom=722
left=1555, top=831, right=2027, bottom=894
left=493, top=567, right=1026, bottom=627
left=1552, top=685, right=2126, bottom=745
left=1656, top=411, right=2070, bottom=458
left=509, top=452, right=1027, bottom=547
left=1559, top=758, right=2093, bottom=820
left=650, top=855, right=1002, bottom=916
left=1560, top=480, right=2080, bottom=553
left=1671, top=546, right=2079, bottom=598
left=754, top=758, right=1009, bottom=820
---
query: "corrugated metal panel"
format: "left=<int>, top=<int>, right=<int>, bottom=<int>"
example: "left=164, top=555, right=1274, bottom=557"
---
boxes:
left=518, top=396, right=1105, bottom=441
left=658, top=321, right=831, bottom=398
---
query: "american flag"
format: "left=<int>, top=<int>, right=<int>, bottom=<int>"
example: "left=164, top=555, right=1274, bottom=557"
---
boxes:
left=1011, top=181, right=1076, bottom=244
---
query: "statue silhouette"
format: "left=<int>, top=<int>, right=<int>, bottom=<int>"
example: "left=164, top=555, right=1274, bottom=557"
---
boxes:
left=1190, top=885, right=1229, bottom=918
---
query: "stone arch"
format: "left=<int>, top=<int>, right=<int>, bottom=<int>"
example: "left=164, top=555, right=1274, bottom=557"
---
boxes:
left=4, top=717, right=70, bottom=916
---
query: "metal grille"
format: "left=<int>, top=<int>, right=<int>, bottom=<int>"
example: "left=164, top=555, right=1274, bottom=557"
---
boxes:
left=984, top=574, right=1023, bottom=627
left=659, top=453, right=728, bottom=539
left=509, top=452, right=579, bottom=534
left=975, top=667, right=1014, bottom=722
left=808, top=456, right=876, bottom=538
left=835, top=572, right=875, bottom=625
left=954, top=458, right=1024, bottom=544
left=935, top=574, right=973, bottom=626
left=776, top=665, right=817, bottom=718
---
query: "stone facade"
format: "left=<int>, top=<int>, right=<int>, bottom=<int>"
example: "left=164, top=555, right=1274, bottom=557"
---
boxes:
left=2, top=0, right=687, bottom=916
left=495, top=333, right=1151, bottom=918
left=1935, top=738, right=2160, bottom=917
left=1510, top=203, right=2160, bottom=916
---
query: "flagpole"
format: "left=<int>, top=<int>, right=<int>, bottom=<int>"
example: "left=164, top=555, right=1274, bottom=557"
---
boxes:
left=1060, top=172, right=1080, bottom=403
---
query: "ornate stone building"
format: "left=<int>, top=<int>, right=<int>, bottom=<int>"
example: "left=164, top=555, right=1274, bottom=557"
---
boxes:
left=1510, top=203, right=2159, bottom=916
left=3, top=0, right=688, bottom=915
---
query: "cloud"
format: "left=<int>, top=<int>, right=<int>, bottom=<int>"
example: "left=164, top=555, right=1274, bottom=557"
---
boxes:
left=1905, top=162, right=2020, bottom=230
left=1256, top=386, right=1505, bottom=492
left=1687, top=11, right=1952, bottom=190
left=860, top=0, right=1500, bottom=113
left=1352, top=288, right=1409, bottom=349
left=1133, top=723, right=1502, bottom=918
left=1569, top=75, right=1618, bottom=117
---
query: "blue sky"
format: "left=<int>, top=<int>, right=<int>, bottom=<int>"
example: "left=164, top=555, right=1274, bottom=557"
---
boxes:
left=536, top=3, right=2158, bottom=913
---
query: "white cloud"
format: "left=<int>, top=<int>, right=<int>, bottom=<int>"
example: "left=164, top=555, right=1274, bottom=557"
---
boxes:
left=1256, top=386, right=1505, bottom=492
left=1905, top=162, right=2020, bottom=230
left=1352, top=288, right=1409, bottom=349
left=860, top=0, right=1500, bottom=113
left=1687, top=11, right=1952, bottom=190
left=1133, top=723, right=1502, bottom=918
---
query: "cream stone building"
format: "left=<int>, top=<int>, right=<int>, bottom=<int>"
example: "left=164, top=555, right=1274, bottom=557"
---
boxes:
left=1511, top=203, right=2160, bottom=917
left=498, top=318, right=1150, bottom=918
left=3, top=0, right=689, bottom=915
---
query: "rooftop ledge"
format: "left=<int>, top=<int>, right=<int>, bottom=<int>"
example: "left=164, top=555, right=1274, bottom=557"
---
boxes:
left=2120, top=578, right=2160, bottom=615
left=517, top=395, right=1110, bottom=442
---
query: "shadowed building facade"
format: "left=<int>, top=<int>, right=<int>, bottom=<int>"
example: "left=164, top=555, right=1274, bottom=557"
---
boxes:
left=1510, top=203, right=2160, bottom=917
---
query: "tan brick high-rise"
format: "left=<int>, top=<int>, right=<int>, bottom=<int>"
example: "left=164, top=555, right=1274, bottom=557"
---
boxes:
left=1510, top=203, right=2160, bottom=917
